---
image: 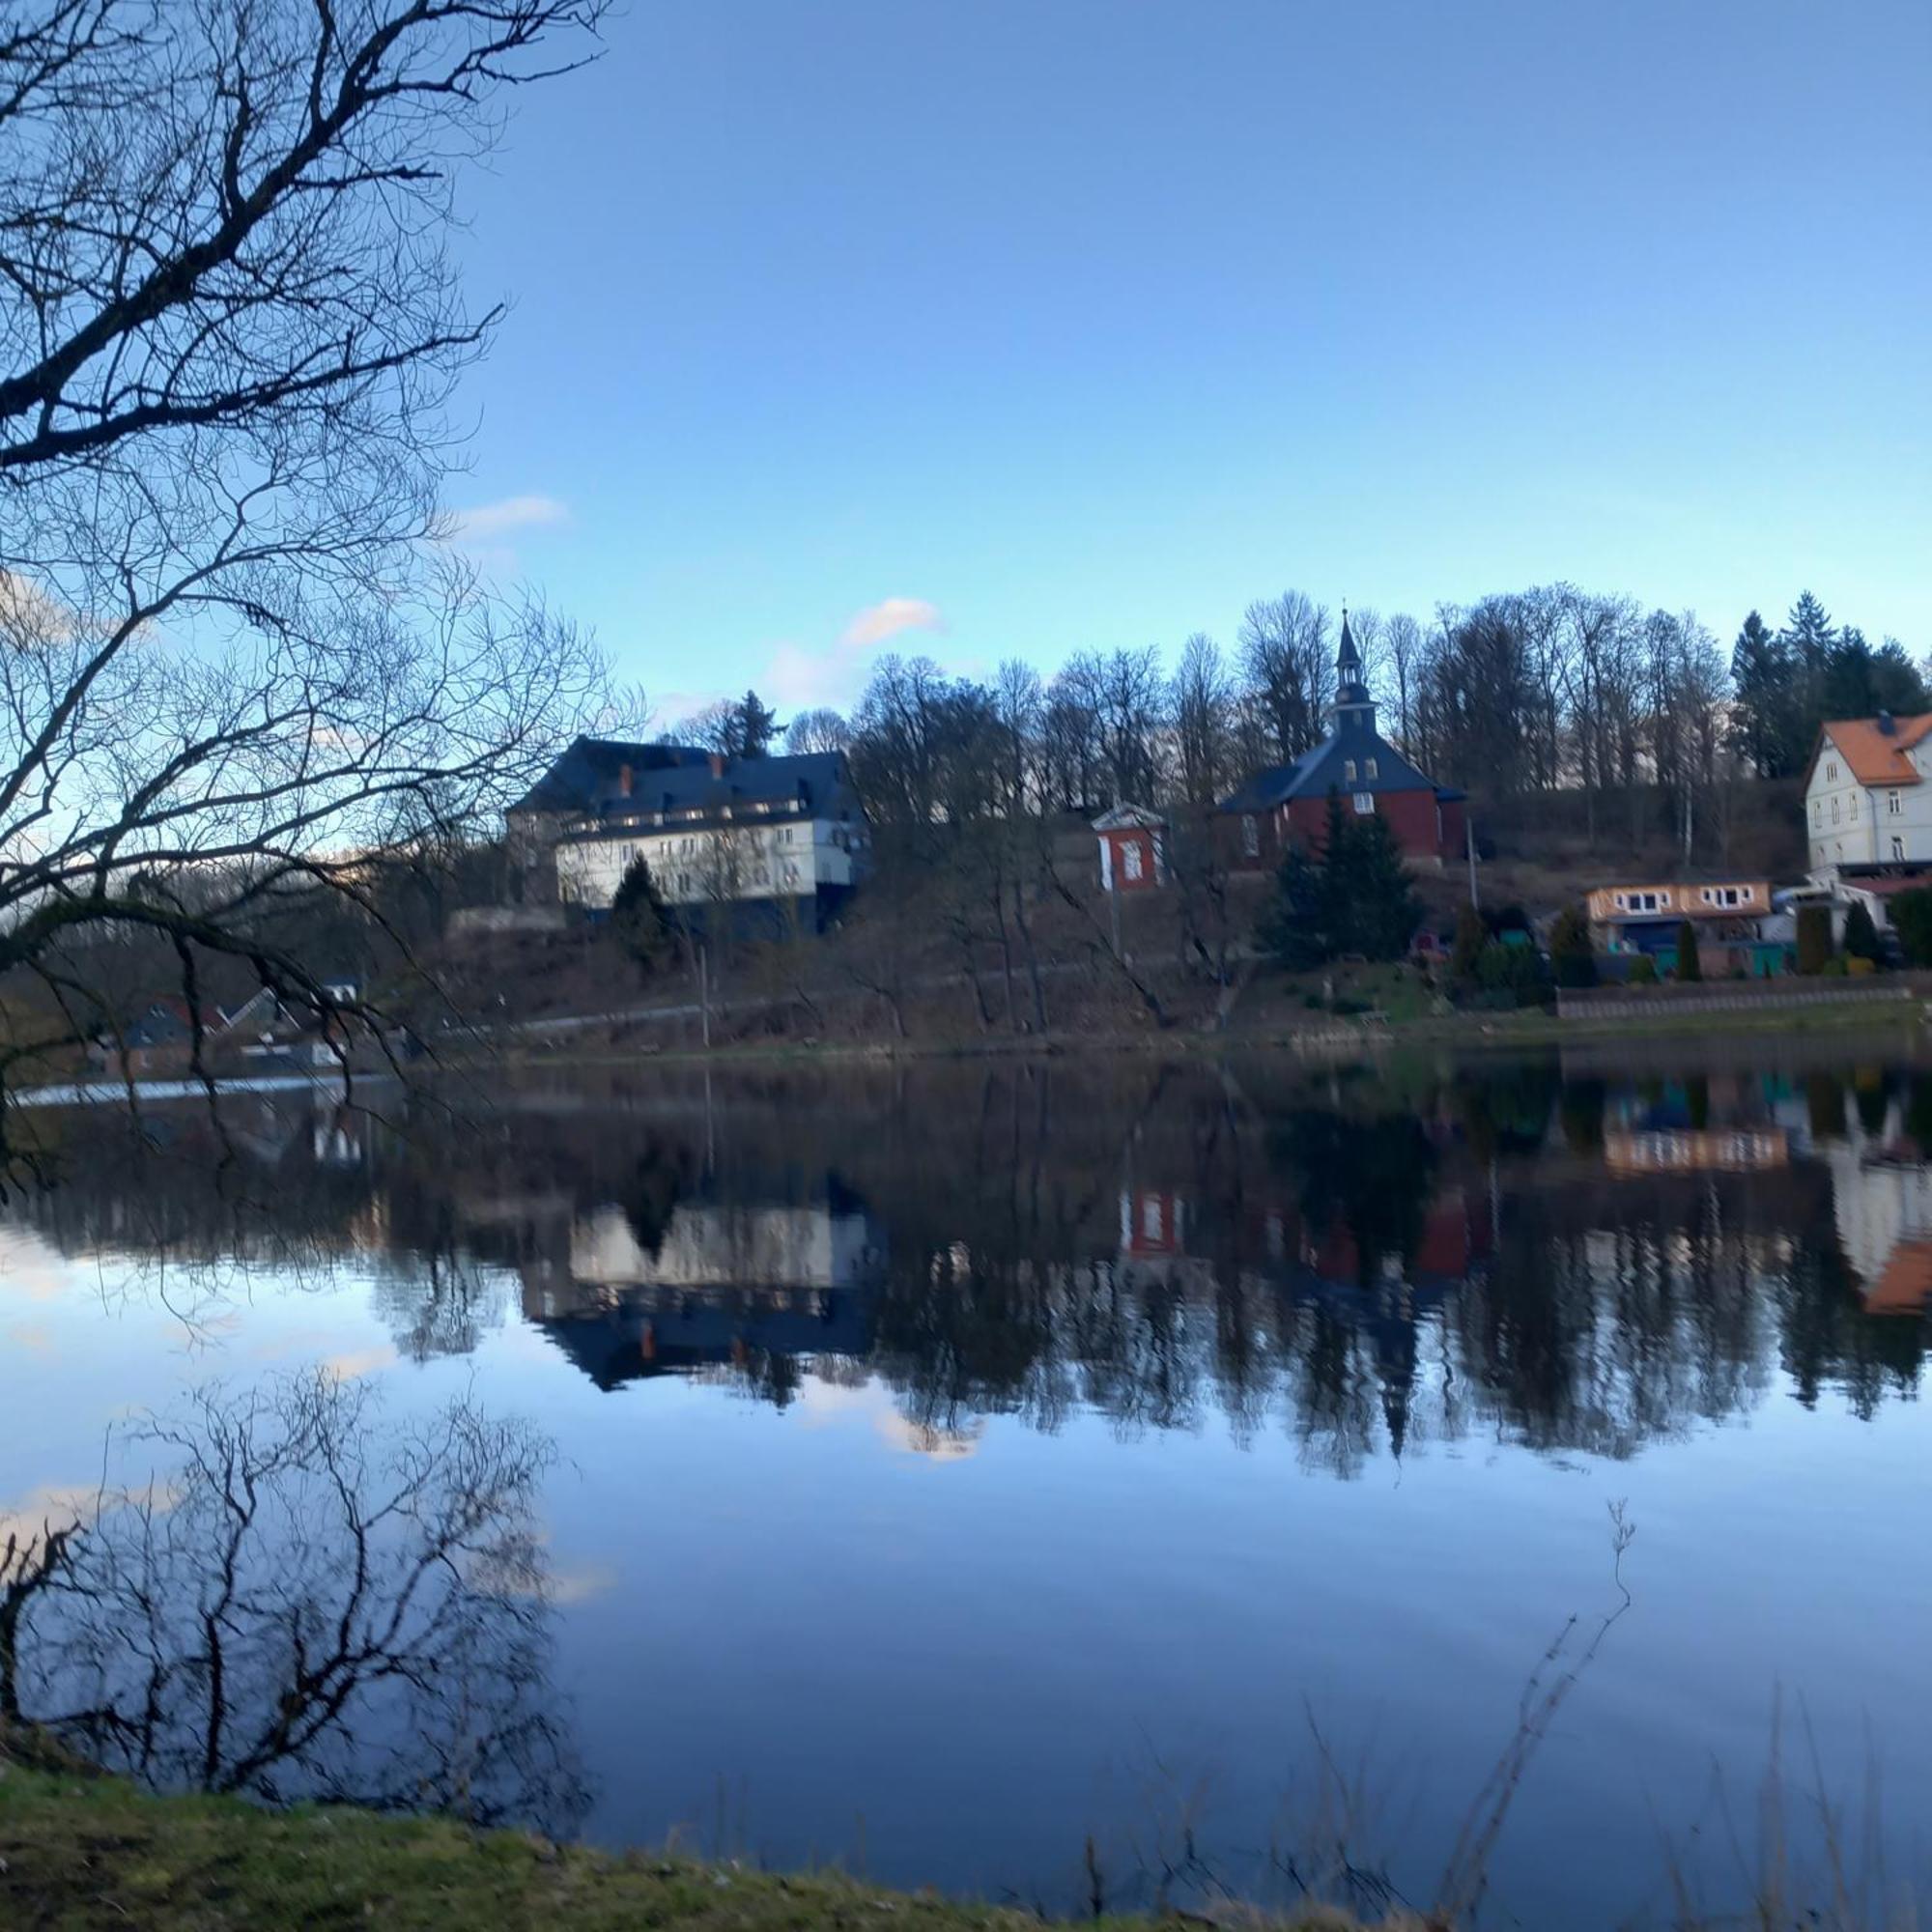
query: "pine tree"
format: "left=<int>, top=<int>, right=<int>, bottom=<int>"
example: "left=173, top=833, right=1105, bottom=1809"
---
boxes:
left=728, top=689, right=781, bottom=759
left=1333, top=810, right=1423, bottom=959
left=1843, top=899, right=1882, bottom=965
left=1729, top=611, right=1800, bottom=776
left=1257, top=838, right=1329, bottom=969
left=1674, top=919, right=1701, bottom=981
left=1548, top=903, right=1597, bottom=988
left=611, top=855, right=680, bottom=975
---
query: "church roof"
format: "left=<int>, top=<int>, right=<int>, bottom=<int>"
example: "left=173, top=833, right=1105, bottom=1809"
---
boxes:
left=1218, top=713, right=1460, bottom=812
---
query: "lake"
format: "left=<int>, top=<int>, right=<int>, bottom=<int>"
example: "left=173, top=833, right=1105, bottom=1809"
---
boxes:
left=3, top=1043, right=1929, bottom=1926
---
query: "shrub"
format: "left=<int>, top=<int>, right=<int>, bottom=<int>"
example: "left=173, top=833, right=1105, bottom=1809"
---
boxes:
left=1795, top=904, right=1833, bottom=976
left=1674, top=920, right=1701, bottom=981
left=1821, top=956, right=1848, bottom=978
left=1548, top=904, right=1597, bottom=989
left=1627, top=955, right=1658, bottom=986
left=1847, top=955, right=1876, bottom=977
left=1449, top=903, right=1487, bottom=984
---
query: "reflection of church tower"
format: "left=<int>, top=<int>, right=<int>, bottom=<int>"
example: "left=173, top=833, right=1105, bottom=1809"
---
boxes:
left=1329, top=608, right=1377, bottom=729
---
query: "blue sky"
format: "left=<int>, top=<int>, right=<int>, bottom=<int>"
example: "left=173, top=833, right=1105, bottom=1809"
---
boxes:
left=446, top=0, right=1930, bottom=723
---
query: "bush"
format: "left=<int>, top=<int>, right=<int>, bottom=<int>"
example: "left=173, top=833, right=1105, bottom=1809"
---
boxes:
left=1449, top=903, right=1487, bottom=984
left=1795, top=904, right=1833, bottom=976
left=1627, top=954, right=1659, bottom=985
left=1847, top=955, right=1877, bottom=977
left=1473, top=938, right=1552, bottom=1009
left=1674, top=920, right=1702, bottom=981
left=1548, top=904, right=1598, bottom=989
left=1843, top=899, right=1882, bottom=965
left=1821, top=956, right=1848, bottom=978
left=1889, top=889, right=1932, bottom=968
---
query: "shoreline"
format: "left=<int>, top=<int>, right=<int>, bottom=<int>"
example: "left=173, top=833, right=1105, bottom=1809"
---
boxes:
left=0, top=1756, right=1372, bottom=1932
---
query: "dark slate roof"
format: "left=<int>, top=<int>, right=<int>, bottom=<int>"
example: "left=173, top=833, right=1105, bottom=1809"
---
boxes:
left=506, top=738, right=708, bottom=817
left=560, top=750, right=863, bottom=832
left=1217, top=714, right=1462, bottom=812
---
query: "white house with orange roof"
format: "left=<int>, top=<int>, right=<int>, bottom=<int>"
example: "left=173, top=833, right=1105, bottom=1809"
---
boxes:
left=1804, top=711, right=1932, bottom=880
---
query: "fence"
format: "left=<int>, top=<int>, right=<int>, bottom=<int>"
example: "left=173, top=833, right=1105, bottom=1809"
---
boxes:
left=1555, top=978, right=1928, bottom=1022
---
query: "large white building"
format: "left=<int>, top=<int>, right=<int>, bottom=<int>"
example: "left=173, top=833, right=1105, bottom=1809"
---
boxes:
left=506, top=739, right=870, bottom=926
left=1804, top=712, right=1932, bottom=881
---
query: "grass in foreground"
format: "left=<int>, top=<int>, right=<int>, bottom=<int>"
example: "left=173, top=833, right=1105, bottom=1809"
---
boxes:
left=0, top=1764, right=1384, bottom=1932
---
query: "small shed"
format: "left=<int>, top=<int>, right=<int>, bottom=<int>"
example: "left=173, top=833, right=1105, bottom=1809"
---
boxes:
left=1092, top=803, right=1168, bottom=893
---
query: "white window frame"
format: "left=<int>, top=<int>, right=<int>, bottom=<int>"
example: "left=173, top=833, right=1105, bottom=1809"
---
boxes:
left=1889, top=790, right=1903, bottom=816
left=1352, top=791, right=1374, bottom=815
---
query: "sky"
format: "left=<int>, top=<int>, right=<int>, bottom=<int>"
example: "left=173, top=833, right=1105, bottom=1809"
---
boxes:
left=443, top=0, right=1932, bottom=724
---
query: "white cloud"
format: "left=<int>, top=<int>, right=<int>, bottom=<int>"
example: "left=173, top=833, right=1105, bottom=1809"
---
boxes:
left=445, top=495, right=570, bottom=542
left=839, top=596, right=945, bottom=649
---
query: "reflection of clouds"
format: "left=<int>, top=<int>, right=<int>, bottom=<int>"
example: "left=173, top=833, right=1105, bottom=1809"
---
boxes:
left=322, top=1344, right=399, bottom=1380
left=794, top=1373, right=982, bottom=1463
left=6, top=1321, right=54, bottom=1354
left=0, top=1229, right=73, bottom=1301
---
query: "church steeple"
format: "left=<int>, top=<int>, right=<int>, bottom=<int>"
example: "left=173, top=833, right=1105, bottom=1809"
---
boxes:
left=1330, top=605, right=1376, bottom=726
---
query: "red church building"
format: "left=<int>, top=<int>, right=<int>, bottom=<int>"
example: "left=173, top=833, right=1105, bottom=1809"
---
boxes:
left=1218, top=612, right=1464, bottom=870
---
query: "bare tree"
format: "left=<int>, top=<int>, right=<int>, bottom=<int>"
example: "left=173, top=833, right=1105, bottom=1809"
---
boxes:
left=1237, top=592, right=1332, bottom=761
left=1170, top=632, right=1234, bottom=806
left=785, top=707, right=850, bottom=754
left=1, top=1371, right=583, bottom=1830
left=1094, top=644, right=1166, bottom=805
left=0, top=0, right=618, bottom=1169
left=1381, top=612, right=1425, bottom=752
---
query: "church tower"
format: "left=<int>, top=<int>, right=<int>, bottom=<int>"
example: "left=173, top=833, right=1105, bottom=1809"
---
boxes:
left=1329, top=609, right=1377, bottom=729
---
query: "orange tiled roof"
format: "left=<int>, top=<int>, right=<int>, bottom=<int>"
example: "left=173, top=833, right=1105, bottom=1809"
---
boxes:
left=1820, top=715, right=1932, bottom=786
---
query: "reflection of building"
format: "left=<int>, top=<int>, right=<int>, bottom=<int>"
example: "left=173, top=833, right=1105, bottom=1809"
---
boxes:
left=1604, top=1127, right=1789, bottom=1176
left=1828, top=1140, right=1932, bottom=1317
left=524, top=1201, right=883, bottom=1391
left=1119, top=1188, right=1183, bottom=1257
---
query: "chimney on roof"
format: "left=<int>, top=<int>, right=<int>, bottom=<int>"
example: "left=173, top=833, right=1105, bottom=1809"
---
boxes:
left=709, top=752, right=726, bottom=779
left=617, top=761, right=634, bottom=796
left=1878, top=710, right=1895, bottom=736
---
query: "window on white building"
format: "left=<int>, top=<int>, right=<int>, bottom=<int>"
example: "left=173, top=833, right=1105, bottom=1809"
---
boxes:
left=1889, top=790, right=1903, bottom=815
left=1352, top=792, right=1374, bottom=814
left=1813, top=801, right=1822, bottom=825
left=1851, top=794, right=1859, bottom=821
left=1827, top=760, right=1838, bottom=780
left=1832, top=797, right=1840, bottom=824
left=1893, top=837, right=1906, bottom=862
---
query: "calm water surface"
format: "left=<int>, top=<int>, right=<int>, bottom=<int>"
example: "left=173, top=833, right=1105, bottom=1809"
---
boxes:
left=4, top=1047, right=1929, bottom=1925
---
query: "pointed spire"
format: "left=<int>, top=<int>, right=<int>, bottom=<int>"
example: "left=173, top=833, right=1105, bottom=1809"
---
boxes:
left=1337, top=604, right=1362, bottom=681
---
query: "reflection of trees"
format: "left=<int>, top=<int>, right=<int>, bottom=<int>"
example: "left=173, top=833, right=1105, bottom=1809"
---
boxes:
left=0, top=1373, right=583, bottom=1833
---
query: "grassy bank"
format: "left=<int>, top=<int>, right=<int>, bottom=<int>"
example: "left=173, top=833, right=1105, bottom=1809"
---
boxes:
left=0, top=1762, right=1378, bottom=1932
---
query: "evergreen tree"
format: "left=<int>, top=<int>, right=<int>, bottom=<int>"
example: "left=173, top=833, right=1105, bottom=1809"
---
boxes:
left=1843, top=899, right=1882, bottom=965
left=728, top=689, right=781, bottom=759
left=1795, top=903, right=1833, bottom=975
left=1449, top=903, right=1488, bottom=984
left=1548, top=903, right=1598, bottom=988
left=1729, top=611, right=1800, bottom=776
left=1334, top=809, right=1423, bottom=959
left=611, top=855, right=680, bottom=975
left=1674, top=919, right=1701, bottom=981
left=1256, top=838, right=1330, bottom=969
left=1891, top=892, right=1932, bottom=969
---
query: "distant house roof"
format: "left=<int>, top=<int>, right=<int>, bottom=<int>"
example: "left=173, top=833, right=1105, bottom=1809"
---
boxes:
left=506, top=738, right=708, bottom=818
left=1812, top=715, right=1932, bottom=788
left=557, top=750, right=862, bottom=836
left=1091, top=803, right=1164, bottom=831
left=1217, top=714, right=1461, bottom=814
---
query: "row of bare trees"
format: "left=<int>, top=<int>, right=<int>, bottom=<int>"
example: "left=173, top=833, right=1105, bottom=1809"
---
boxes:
left=0, top=0, right=623, bottom=1177
left=784, top=588, right=1752, bottom=847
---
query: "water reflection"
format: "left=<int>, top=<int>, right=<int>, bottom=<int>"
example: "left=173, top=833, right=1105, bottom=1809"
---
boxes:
left=11, top=1052, right=1927, bottom=1465
left=0, top=1371, right=584, bottom=1831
